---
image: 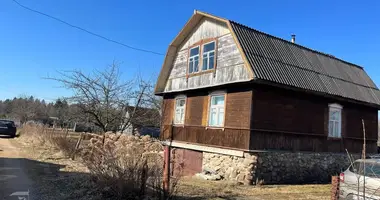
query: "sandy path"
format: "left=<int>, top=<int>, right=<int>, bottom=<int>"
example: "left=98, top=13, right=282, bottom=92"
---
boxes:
left=0, top=136, right=33, bottom=200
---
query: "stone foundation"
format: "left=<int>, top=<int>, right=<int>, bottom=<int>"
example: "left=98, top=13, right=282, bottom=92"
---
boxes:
left=202, top=152, right=257, bottom=184
left=202, top=151, right=354, bottom=185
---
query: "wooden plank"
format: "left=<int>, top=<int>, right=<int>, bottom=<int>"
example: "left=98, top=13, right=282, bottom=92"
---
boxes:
left=165, top=33, right=250, bottom=92
left=179, top=18, right=229, bottom=51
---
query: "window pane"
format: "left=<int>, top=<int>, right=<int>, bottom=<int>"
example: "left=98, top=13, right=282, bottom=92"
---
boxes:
left=210, top=112, right=217, bottom=126
left=180, top=112, right=184, bottom=122
left=175, top=98, right=185, bottom=124
left=209, top=52, right=215, bottom=69
left=179, top=99, right=185, bottom=106
left=189, top=59, right=194, bottom=73
left=175, top=113, right=180, bottom=123
left=334, top=121, right=339, bottom=137
left=202, top=56, right=208, bottom=71
left=190, top=47, right=199, bottom=56
left=329, top=121, right=334, bottom=137
left=218, top=108, right=224, bottom=126
left=329, top=111, right=336, bottom=120
left=203, top=42, right=215, bottom=52
left=212, top=96, right=224, bottom=105
left=194, top=58, right=199, bottom=72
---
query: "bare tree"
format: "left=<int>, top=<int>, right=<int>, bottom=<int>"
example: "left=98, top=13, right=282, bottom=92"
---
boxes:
left=46, top=62, right=154, bottom=136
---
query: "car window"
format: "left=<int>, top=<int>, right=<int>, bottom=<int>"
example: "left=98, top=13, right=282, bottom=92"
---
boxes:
left=350, top=161, right=380, bottom=178
left=364, top=163, right=380, bottom=178
left=0, top=120, right=14, bottom=126
left=349, top=162, right=360, bottom=174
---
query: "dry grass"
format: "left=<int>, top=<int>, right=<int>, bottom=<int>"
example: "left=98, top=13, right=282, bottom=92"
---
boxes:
left=80, top=132, right=174, bottom=199
left=18, top=124, right=78, bottom=157
left=176, top=178, right=330, bottom=200
left=14, top=125, right=331, bottom=200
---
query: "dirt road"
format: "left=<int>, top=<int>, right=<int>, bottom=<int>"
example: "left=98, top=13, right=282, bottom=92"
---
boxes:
left=0, top=136, right=32, bottom=200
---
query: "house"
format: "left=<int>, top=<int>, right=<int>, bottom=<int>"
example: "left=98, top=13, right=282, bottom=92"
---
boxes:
left=120, top=106, right=160, bottom=137
left=155, top=11, right=380, bottom=184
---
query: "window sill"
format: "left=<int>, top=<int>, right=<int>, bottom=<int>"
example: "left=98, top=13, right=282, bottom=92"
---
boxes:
left=188, top=69, right=215, bottom=77
left=173, top=124, right=185, bottom=128
left=205, top=126, right=224, bottom=131
left=327, top=136, right=342, bottom=140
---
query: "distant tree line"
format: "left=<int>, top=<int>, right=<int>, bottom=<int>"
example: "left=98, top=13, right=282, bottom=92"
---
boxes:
left=0, top=96, right=74, bottom=127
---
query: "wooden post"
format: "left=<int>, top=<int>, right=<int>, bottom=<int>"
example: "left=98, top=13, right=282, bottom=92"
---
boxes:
left=71, top=132, right=84, bottom=160
left=331, top=176, right=340, bottom=200
left=65, top=126, right=69, bottom=138
left=163, top=145, right=170, bottom=198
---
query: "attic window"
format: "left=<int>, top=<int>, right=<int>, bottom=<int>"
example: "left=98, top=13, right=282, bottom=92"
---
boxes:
left=188, top=46, right=200, bottom=73
left=328, top=103, right=342, bottom=138
left=202, top=41, right=215, bottom=70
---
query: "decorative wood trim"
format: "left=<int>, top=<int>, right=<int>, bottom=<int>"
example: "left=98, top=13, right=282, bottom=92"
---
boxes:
left=201, top=95, right=209, bottom=126
left=327, top=137, right=342, bottom=141
left=206, top=91, right=227, bottom=128
left=163, top=140, right=245, bottom=157
left=173, top=124, right=378, bottom=141
left=187, top=69, right=215, bottom=77
left=186, top=38, right=218, bottom=78
left=214, top=36, right=218, bottom=77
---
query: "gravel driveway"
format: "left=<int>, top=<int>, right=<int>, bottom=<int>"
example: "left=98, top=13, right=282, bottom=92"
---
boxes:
left=0, top=136, right=33, bottom=200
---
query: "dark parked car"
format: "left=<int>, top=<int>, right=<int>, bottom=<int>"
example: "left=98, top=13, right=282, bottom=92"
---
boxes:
left=0, top=120, right=17, bottom=137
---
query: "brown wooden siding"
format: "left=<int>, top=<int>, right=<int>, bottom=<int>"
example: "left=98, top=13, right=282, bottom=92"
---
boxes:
left=225, top=90, right=252, bottom=128
left=250, top=84, right=378, bottom=153
left=160, top=87, right=252, bottom=150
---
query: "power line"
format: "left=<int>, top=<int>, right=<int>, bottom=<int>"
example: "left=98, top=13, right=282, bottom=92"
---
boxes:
left=11, top=0, right=165, bottom=56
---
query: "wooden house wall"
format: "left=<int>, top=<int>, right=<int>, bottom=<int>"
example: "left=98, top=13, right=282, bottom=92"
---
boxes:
left=161, top=87, right=252, bottom=150
left=164, top=18, right=250, bottom=93
left=250, top=84, right=378, bottom=153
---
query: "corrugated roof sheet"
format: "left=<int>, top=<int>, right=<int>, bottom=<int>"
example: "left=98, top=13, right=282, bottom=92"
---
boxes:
left=230, top=21, right=380, bottom=106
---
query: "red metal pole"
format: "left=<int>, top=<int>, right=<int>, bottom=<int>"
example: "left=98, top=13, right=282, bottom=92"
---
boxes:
left=163, top=145, right=170, bottom=197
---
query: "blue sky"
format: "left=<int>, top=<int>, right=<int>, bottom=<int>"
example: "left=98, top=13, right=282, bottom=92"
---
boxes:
left=0, top=0, right=380, bottom=101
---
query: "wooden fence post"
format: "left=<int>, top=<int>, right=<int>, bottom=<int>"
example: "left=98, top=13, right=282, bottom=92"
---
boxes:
left=65, top=126, right=69, bottom=138
left=163, top=145, right=170, bottom=198
left=71, top=132, right=84, bottom=160
left=331, top=176, right=340, bottom=200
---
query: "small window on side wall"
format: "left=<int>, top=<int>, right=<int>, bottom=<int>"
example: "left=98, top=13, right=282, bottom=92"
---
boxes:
left=208, top=93, right=225, bottom=127
left=188, top=46, right=199, bottom=74
left=174, top=97, right=186, bottom=124
left=328, top=103, right=342, bottom=138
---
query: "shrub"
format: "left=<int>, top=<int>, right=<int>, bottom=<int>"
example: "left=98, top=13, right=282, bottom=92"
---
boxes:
left=20, top=124, right=77, bottom=157
left=81, top=133, right=178, bottom=199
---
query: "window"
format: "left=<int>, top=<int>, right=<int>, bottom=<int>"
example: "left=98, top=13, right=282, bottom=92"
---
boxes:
left=349, top=161, right=380, bottom=178
left=208, top=94, right=225, bottom=127
left=202, top=41, right=215, bottom=71
left=188, top=46, right=199, bottom=74
left=328, top=103, right=342, bottom=138
left=174, top=97, right=186, bottom=124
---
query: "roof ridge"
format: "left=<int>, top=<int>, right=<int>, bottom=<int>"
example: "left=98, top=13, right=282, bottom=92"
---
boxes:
left=229, top=20, right=364, bottom=70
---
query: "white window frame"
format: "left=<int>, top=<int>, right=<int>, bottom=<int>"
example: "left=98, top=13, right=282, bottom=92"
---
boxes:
left=328, top=103, right=342, bottom=138
left=188, top=46, right=200, bottom=74
left=174, top=96, right=186, bottom=125
left=208, top=92, right=225, bottom=127
left=202, top=41, right=216, bottom=71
